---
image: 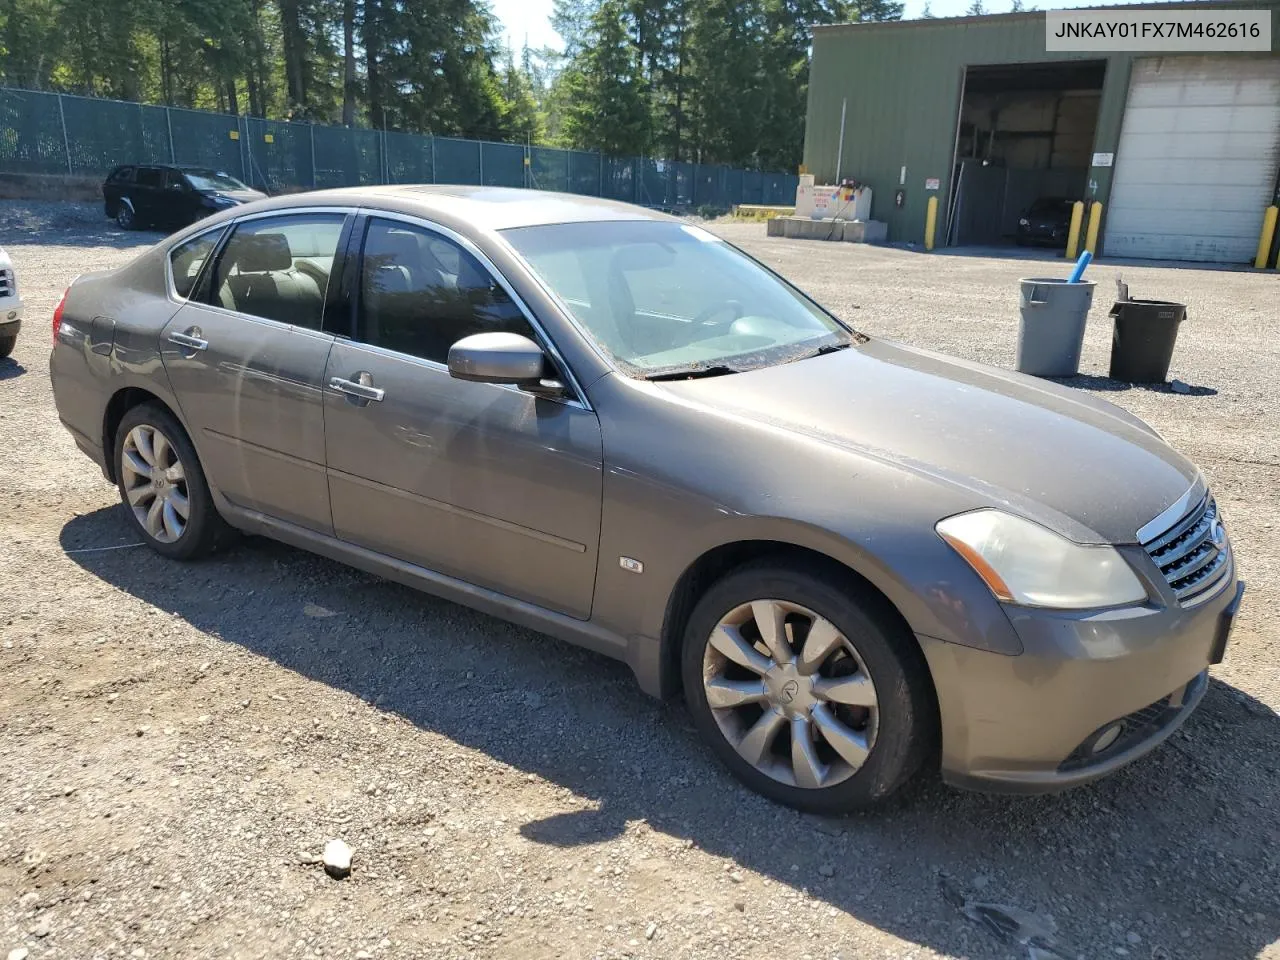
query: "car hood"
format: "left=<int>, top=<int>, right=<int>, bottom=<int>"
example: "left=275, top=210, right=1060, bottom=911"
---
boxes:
left=209, top=189, right=267, bottom=202
left=658, top=338, right=1199, bottom=544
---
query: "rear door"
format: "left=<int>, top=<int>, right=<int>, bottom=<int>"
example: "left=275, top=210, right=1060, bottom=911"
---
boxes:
left=322, top=214, right=603, bottom=619
left=131, top=166, right=165, bottom=222
left=104, top=166, right=134, bottom=213
left=159, top=210, right=352, bottom=532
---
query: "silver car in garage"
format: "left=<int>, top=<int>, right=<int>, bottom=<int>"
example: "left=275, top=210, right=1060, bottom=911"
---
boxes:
left=49, top=187, right=1244, bottom=811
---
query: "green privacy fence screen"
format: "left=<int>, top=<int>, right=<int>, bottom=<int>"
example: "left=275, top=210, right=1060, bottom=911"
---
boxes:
left=0, top=87, right=799, bottom=208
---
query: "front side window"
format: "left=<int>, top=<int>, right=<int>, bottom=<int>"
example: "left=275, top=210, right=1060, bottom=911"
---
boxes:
left=108, top=166, right=135, bottom=184
left=502, top=220, right=851, bottom=378
left=356, top=218, right=534, bottom=364
left=169, top=229, right=223, bottom=299
left=211, top=213, right=346, bottom=329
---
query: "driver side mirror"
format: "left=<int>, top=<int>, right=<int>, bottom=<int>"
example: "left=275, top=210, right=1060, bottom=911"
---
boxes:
left=447, top=332, right=565, bottom=397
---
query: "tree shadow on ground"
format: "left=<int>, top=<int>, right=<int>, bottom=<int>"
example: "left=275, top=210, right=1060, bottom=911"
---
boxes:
left=62, top=506, right=1280, bottom=960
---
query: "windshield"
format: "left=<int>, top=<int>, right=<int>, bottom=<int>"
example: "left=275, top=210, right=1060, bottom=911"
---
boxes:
left=183, top=169, right=250, bottom=192
left=1029, top=198, right=1071, bottom=216
left=502, top=220, right=854, bottom=377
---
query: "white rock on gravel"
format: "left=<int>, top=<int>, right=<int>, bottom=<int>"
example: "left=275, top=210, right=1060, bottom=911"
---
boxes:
left=323, top=838, right=353, bottom=879
left=8, top=949, right=30, bottom=960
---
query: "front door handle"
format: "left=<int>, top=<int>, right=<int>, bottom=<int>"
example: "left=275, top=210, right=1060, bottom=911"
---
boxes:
left=168, top=327, right=208, bottom=352
left=329, top=373, right=385, bottom=403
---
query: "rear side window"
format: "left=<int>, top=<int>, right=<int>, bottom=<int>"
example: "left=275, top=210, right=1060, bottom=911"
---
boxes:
left=169, top=229, right=222, bottom=299
left=355, top=217, right=534, bottom=364
left=135, top=167, right=164, bottom=188
left=108, top=166, right=135, bottom=184
left=211, top=213, right=346, bottom=329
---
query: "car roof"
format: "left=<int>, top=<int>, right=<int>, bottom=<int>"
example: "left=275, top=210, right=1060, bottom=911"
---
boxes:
left=241, top=185, right=677, bottom=231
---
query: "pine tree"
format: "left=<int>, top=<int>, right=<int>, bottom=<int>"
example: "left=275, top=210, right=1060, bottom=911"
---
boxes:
left=562, top=0, right=650, bottom=154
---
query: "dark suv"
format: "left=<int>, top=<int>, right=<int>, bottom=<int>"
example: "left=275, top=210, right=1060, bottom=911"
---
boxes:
left=103, top=164, right=266, bottom=231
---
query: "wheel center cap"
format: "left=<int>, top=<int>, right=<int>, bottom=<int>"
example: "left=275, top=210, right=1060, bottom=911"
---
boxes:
left=765, top=662, right=815, bottom=717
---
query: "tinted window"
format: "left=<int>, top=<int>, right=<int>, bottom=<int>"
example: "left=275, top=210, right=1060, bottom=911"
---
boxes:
left=356, top=218, right=533, bottom=364
left=169, top=229, right=222, bottom=299
left=108, top=166, right=135, bottom=183
left=212, top=213, right=346, bottom=329
left=135, top=167, right=164, bottom=188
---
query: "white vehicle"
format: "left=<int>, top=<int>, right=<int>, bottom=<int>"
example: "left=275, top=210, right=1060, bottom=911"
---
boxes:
left=0, top=247, right=21, bottom=358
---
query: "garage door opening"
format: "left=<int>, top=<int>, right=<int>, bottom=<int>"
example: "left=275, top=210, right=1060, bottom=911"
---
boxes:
left=945, top=60, right=1105, bottom=249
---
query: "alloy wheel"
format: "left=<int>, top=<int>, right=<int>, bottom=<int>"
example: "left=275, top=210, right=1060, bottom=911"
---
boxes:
left=120, top=423, right=190, bottom=543
left=701, top=599, right=879, bottom=789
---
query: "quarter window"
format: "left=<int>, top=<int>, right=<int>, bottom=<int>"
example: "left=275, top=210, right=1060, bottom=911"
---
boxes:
left=356, top=218, right=533, bottom=364
left=211, top=213, right=346, bottom=330
left=168, top=229, right=222, bottom=300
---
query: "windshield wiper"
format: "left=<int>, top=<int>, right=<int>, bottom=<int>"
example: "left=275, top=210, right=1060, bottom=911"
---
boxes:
left=814, top=341, right=851, bottom=355
left=643, top=365, right=739, bottom=381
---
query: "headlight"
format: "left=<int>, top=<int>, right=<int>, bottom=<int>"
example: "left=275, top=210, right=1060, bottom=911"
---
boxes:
left=1018, top=218, right=1030, bottom=226
left=936, top=509, right=1147, bottom=609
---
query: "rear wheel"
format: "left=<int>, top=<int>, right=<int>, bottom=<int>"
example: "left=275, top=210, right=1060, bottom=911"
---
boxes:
left=116, top=203, right=136, bottom=230
left=682, top=561, right=936, bottom=812
left=113, top=402, right=231, bottom=560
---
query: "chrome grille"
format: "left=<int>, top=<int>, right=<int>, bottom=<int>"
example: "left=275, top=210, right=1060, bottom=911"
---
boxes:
left=1142, top=495, right=1231, bottom=606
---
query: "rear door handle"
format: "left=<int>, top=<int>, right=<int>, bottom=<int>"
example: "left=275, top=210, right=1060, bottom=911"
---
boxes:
left=168, top=328, right=208, bottom=351
left=329, top=374, right=385, bottom=403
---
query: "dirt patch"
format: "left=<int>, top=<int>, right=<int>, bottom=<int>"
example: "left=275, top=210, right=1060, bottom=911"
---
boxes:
left=1, top=208, right=1277, bottom=960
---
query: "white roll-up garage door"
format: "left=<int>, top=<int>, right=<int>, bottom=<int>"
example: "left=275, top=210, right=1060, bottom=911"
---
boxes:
left=1104, top=56, right=1280, bottom=263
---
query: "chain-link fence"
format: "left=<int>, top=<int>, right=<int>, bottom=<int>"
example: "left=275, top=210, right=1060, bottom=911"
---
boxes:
left=0, top=87, right=798, bottom=209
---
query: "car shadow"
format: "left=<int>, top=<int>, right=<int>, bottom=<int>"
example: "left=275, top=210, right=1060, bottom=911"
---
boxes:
left=0, top=357, right=26, bottom=380
left=1049, top=373, right=1219, bottom=396
left=61, top=506, right=1280, bottom=959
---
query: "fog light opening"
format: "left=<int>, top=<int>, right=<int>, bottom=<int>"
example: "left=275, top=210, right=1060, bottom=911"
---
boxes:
left=1092, top=723, right=1124, bottom=754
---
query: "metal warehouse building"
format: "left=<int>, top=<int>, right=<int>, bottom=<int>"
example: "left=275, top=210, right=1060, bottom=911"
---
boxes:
left=803, top=2, right=1280, bottom=262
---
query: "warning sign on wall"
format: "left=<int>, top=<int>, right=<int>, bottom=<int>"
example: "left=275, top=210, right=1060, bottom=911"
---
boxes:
left=925, top=178, right=940, bottom=191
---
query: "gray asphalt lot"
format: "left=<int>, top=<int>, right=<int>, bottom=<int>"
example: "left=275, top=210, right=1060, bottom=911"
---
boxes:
left=1, top=202, right=1277, bottom=960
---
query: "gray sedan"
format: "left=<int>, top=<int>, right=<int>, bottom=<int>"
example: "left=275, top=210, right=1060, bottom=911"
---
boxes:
left=50, top=187, right=1244, bottom=811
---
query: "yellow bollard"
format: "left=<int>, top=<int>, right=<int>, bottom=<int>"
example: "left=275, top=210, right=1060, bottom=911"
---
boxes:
left=1255, top=205, right=1277, bottom=268
left=925, top=196, right=938, bottom=251
left=1084, top=201, right=1103, bottom=255
left=1065, top=201, right=1085, bottom=260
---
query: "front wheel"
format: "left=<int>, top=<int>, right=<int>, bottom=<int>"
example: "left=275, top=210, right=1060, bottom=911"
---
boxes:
left=0, top=332, right=15, bottom=358
left=113, top=402, right=231, bottom=560
left=682, top=561, right=936, bottom=812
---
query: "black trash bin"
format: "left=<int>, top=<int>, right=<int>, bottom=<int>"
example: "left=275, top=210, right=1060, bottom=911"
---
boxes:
left=1109, top=299, right=1186, bottom=383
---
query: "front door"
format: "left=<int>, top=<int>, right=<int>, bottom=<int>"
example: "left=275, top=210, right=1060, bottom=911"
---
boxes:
left=322, top=215, right=603, bottom=619
left=159, top=210, right=350, bottom=532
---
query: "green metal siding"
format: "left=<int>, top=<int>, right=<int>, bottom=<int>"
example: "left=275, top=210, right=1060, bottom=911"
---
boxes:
left=803, top=3, right=1280, bottom=249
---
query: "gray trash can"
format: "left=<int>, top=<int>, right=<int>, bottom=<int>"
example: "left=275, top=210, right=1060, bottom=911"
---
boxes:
left=1016, top=278, right=1095, bottom=377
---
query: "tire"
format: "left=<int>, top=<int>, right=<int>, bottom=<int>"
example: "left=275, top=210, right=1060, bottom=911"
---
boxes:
left=116, top=203, right=136, bottom=230
left=682, top=559, right=936, bottom=813
left=0, top=332, right=15, bottom=359
left=113, top=401, right=232, bottom=560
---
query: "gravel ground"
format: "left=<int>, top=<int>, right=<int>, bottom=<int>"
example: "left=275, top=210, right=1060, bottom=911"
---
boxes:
left=1, top=202, right=1278, bottom=960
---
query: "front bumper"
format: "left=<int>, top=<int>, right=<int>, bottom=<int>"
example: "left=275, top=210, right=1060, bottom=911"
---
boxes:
left=922, top=572, right=1243, bottom=794
left=1, top=295, right=22, bottom=329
